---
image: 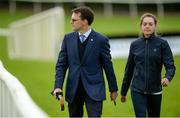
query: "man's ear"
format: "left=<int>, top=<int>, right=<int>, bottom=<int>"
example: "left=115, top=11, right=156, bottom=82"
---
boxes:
left=82, top=19, right=88, bottom=25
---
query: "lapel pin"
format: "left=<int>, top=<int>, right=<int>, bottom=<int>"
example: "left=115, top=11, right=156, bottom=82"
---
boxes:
left=91, top=39, right=93, bottom=41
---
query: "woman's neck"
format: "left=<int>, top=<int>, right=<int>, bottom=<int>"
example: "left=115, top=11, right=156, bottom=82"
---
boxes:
left=143, top=33, right=155, bottom=39
left=144, top=34, right=151, bottom=38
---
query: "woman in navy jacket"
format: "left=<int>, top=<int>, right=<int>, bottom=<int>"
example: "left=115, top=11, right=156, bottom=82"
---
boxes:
left=120, top=13, right=176, bottom=117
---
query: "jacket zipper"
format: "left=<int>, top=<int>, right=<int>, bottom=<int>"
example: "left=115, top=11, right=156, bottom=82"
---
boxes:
left=144, top=39, right=148, bottom=94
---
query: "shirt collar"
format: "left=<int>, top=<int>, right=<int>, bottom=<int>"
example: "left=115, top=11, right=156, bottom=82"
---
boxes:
left=78, top=28, right=92, bottom=38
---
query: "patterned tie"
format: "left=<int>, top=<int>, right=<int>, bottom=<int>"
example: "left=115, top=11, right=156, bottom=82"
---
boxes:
left=79, top=34, right=86, bottom=43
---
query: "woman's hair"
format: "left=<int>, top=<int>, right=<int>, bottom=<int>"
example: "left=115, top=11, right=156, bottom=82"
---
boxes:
left=139, top=13, right=157, bottom=26
left=72, top=6, right=94, bottom=25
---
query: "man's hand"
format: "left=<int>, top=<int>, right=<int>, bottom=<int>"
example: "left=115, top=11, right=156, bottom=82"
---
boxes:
left=53, top=88, right=62, bottom=96
left=121, top=96, right=126, bottom=103
left=52, top=88, right=64, bottom=111
left=161, top=78, right=169, bottom=87
left=110, top=91, right=118, bottom=106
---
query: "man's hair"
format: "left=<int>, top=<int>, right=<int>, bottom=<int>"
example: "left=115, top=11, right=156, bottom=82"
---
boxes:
left=72, top=6, right=94, bottom=25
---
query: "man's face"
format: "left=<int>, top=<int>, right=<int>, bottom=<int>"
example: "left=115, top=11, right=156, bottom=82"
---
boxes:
left=141, top=17, right=156, bottom=37
left=70, top=12, right=84, bottom=32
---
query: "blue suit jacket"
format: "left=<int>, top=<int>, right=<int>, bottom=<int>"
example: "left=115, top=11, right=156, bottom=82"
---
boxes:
left=54, top=30, right=118, bottom=103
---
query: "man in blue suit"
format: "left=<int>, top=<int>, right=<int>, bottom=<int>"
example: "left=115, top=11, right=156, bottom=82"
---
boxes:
left=53, top=6, right=118, bottom=117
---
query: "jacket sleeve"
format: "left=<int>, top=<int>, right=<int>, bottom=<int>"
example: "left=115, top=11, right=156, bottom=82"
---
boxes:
left=121, top=43, right=134, bottom=96
left=162, top=40, right=176, bottom=81
left=100, top=37, right=118, bottom=92
left=54, top=35, right=69, bottom=89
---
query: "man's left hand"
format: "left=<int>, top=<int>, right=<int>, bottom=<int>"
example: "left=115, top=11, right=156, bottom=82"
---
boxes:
left=110, top=91, right=118, bottom=106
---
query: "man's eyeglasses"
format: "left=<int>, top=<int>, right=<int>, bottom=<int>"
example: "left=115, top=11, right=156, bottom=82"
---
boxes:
left=71, top=19, right=81, bottom=22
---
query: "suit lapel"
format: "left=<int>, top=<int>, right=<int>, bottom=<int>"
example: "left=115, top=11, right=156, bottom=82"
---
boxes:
left=73, top=32, right=80, bottom=63
left=81, top=30, right=96, bottom=64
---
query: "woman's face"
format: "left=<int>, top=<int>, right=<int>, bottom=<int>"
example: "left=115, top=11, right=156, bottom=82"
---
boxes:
left=141, top=17, right=156, bottom=38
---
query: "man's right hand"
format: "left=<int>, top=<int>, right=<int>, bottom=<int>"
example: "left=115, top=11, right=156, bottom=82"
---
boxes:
left=53, top=88, right=62, bottom=96
left=52, top=88, right=65, bottom=111
left=121, top=96, right=126, bottom=103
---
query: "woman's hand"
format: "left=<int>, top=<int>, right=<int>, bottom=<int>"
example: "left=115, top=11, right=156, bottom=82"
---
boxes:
left=121, top=96, right=126, bottom=103
left=161, top=78, right=169, bottom=87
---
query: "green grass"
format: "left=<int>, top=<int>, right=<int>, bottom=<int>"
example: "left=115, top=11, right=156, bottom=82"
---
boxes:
left=1, top=36, right=180, bottom=116
left=0, top=10, right=180, bottom=117
left=65, top=15, right=180, bottom=37
left=1, top=10, right=180, bottom=37
left=0, top=10, right=33, bottom=28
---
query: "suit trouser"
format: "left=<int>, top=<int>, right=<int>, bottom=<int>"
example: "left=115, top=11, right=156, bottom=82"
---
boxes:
left=68, top=79, right=103, bottom=117
left=131, top=91, right=162, bottom=117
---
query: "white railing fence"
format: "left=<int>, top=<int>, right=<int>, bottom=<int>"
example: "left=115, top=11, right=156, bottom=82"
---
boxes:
left=0, top=60, right=47, bottom=117
left=8, top=6, right=64, bottom=60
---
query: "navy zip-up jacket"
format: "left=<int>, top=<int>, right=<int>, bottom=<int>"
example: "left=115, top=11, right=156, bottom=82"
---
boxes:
left=121, top=35, right=176, bottom=96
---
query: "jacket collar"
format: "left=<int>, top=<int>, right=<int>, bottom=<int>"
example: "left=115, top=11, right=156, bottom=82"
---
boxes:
left=141, top=33, right=156, bottom=41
